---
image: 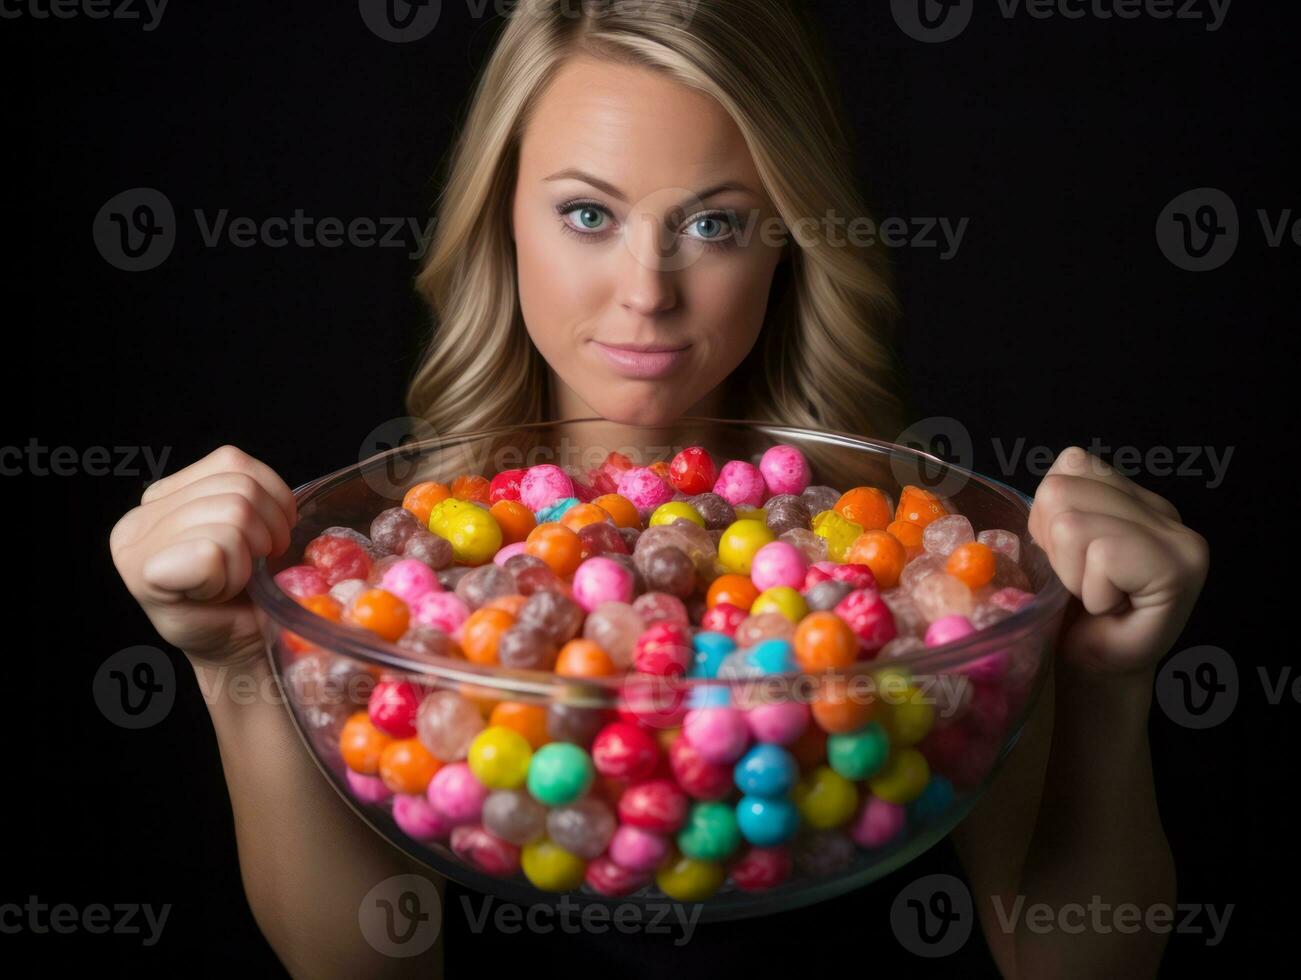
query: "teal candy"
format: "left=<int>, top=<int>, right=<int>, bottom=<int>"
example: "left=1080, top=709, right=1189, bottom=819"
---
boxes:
left=908, top=775, right=956, bottom=823
left=677, top=801, right=741, bottom=861
left=690, top=631, right=736, bottom=678
left=536, top=497, right=580, bottom=523
left=827, top=721, right=890, bottom=780
left=747, top=638, right=796, bottom=675
left=526, top=742, right=594, bottom=806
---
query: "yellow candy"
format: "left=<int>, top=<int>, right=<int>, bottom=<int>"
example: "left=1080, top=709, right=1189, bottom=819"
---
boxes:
left=868, top=748, right=931, bottom=804
left=884, top=685, right=934, bottom=747
left=467, top=726, right=532, bottom=790
left=432, top=502, right=501, bottom=566
left=717, top=519, right=776, bottom=575
left=750, top=586, right=808, bottom=624
left=649, top=501, right=706, bottom=528
left=734, top=506, right=767, bottom=523
left=655, top=855, right=725, bottom=902
left=521, top=838, right=587, bottom=892
left=792, top=765, right=858, bottom=829
left=811, top=510, right=863, bottom=563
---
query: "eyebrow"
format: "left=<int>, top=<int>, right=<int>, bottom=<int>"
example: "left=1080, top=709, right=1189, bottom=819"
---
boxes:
left=543, top=168, right=759, bottom=204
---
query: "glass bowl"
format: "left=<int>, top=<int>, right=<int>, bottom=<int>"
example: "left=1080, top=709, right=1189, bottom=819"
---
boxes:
left=247, top=418, right=1068, bottom=921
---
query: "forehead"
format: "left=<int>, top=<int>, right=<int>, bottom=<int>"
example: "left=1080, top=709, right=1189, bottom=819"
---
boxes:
left=519, top=54, right=763, bottom=195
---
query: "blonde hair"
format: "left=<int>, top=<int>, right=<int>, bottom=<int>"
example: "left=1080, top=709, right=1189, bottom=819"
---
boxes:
left=407, top=0, right=905, bottom=443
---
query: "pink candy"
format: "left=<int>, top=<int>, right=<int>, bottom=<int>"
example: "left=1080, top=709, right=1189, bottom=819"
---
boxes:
left=393, top=792, right=453, bottom=840
left=345, top=768, right=393, bottom=804
left=519, top=464, right=575, bottom=512
left=427, top=762, right=489, bottom=825
left=379, top=558, right=440, bottom=604
left=745, top=700, right=809, bottom=745
left=924, top=614, right=976, bottom=647
left=275, top=565, right=329, bottom=599
left=713, top=460, right=766, bottom=508
left=571, top=556, right=635, bottom=612
left=850, top=796, right=906, bottom=848
left=759, top=445, right=810, bottom=496
left=683, top=706, right=751, bottom=764
left=608, top=825, right=670, bottom=871
left=493, top=541, right=529, bottom=566
left=410, top=590, right=470, bottom=636
left=616, top=467, right=675, bottom=514
left=834, top=589, right=897, bottom=655
left=749, top=541, right=809, bottom=591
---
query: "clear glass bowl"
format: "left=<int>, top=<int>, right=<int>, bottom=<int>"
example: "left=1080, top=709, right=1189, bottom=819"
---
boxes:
left=247, top=418, right=1068, bottom=920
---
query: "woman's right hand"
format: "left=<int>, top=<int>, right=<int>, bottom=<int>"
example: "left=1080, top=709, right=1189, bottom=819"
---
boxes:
left=110, top=445, right=298, bottom=667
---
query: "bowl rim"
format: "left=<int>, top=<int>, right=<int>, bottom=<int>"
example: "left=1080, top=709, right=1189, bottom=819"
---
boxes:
left=247, top=416, right=1069, bottom=696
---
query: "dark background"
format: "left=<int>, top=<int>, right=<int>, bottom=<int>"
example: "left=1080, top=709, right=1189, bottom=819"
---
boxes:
left=5, top=0, right=1286, bottom=974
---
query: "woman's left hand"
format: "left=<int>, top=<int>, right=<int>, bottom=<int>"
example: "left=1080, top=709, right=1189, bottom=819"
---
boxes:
left=1027, top=446, right=1210, bottom=675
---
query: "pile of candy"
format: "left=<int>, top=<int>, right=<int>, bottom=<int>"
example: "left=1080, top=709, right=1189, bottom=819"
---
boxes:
left=273, top=444, right=1039, bottom=901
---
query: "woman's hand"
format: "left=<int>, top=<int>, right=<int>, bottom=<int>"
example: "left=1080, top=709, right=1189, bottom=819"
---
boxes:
left=1027, top=446, right=1209, bottom=675
left=110, top=445, right=297, bottom=667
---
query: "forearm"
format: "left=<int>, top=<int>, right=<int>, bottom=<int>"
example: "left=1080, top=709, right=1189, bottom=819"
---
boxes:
left=195, top=655, right=446, bottom=979
left=1012, top=661, right=1175, bottom=978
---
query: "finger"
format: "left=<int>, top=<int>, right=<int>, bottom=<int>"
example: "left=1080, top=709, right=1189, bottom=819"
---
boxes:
left=134, top=471, right=292, bottom=556
left=153, top=493, right=276, bottom=559
left=141, top=524, right=252, bottom=604
left=142, top=445, right=297, bottom=527
left=1030, top=473, right=1179, bottom=548
left=1046, top=446, right=1181, bottom=523
left=1045, top=510, right=1186, bottom=614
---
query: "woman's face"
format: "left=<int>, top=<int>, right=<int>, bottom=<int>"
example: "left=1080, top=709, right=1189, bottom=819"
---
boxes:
left=512, top=55, right=787, bottom=427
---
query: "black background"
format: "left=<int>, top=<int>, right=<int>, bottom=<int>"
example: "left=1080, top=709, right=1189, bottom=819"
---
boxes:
left=6, top=0, right=1286, bottom=975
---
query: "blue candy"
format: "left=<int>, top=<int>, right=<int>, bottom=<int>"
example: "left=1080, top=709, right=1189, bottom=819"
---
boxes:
left=907, top=775, right=956, bottom=824
left=736, top=795, right=800, bottom=846
left=689, top=631, right=737, bottom=679
left=747, top=638, right=796, bottom=675
left=733, top=744, right=798, bottom=798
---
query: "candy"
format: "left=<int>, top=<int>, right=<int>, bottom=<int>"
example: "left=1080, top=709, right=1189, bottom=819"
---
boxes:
left=467, top=726, right=533, bottom=790
left=682, top=706, right=750, bottom=764
left=639, top=546, right=696, bottom=598
left=677, top=801, right=742, bottom=861
left=867, top=747, right=931, bottom=804
left=519, top=464, right=575, bottom=512
left=749, top=541, right=809, bottom=592
left=733, top=744, right=798, bottom=798
left=649, top=501, right=705, bottom=528
left=607, top=825, right=670, bottom=871
left=379, top=559, right=440, bottom=605
left=656, top=854, right=725, bottom=902
left=428, top=762, right=489, bottom=825
left=759, top=445, right=810, bottom=497
left=850, top=795, right=907, bottom=848
left=793, top=610, right=859, bottom=671
left=736, top=796, right=800, bottom=846
left=713, top=460, right=766, bottom=509
left=482, top=788, right=547, bottom=845
left=394, top=792, right=454, bottom=841
left=520, top=838, right=587, bottom=892
left=826, top=722, right=890, bottom=781
left=416, top=690, right=484, bottom=761
left=616, top=467, right=675, bottom=516
left=547, top=798, right=616, bottom=859
left=922, top=514, right=975, bottom=557
left=793, top=766, right=858, bottom=829
left=380, top=738, right=443, bottom=794
left=668, top=446, right=718, bottom=495
left=811, top=510, right=862, bottom=563
left=750, top=586, right=807, bottom=624
left=368, top=679, right=422, bottom=738
left=527, top=743, right=595, bottom=806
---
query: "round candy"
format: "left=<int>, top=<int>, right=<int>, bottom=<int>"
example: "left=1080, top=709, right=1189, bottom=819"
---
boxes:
left=811, top=510, right=863, bottom=563
left=793, top=610, right=858, bottom=671
left=745, top=700, right=809, bottom=745
left=519, top=465, right=575, bottom=512
left=851, top=795, right=907, bottom=848
left=393, top=792, right=453, bottom=841
left=668, top=446, right=718, bottom=495
left=826, top=721, right=890, bottom=780
left=649, top=501, right=706, bottom=528
left=735, top=795, right=800, bottom=846
left=908, top=774, right=956, bottom=823
left=667, top=736, right=735, bottom=800
left=733, top=744, right=798, bottom=798
left=608, top=824, right=670, bottom=871
left=467, top=725, right=533, bottom=790
left=746, top=638, right=796, bottom=675
left=616, top=467, right=675, bottom=515
left=730, top=846, right=792, bottom=892
left=368, top=679, right=422, bottom=738
left=758, top=445, right=810, bottom=496
left=868, top=747, right=931, bottom=804
left=749, top=541, right=809, bottom=592
left=450, top=825, right=521, bottom=877
left=689, top=631, right=736, bottom=678
left=427, top=761, right=489, bottom=825
left=547, top=797, right=616, bottom=859
left=591, top=721, right=660, bottom=780
left=520, top=837, right=586, bottom=892
left=793, top=766, right=858, bottom=829
left=482, top=788, right=547, bottom=845
left=713, top=460, right=766, bottom=508
left=526, top=742, right=594, bottom=806
left=677, top=801, right=742, bottom=861
left=682, top=706, right=750, bottom=765
left=570, top=556, right=635, bottom=611
left=749, top=586, right=807, bottom=624
left=656, top=854, right=725, bottom=902
left=617, top=778, right=688, bottom=833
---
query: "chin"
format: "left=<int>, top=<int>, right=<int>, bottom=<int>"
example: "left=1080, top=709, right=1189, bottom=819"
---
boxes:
left=585, top=387, right=688, bottom=428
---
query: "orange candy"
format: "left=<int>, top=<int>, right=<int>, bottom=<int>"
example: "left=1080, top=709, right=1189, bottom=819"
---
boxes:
left=845, top=530, right=907, bottom=589
left=706, top=574, right=760, bottom=611
left=793, top=611, right=859, bottom=671
left=484, top=593, right=529, bottom=618
left=885, top=520, right=925, bottom=561
left=560, top=503, right=613, bottom=533
left=460, top=607, right=515, bottom=666
left=556, top=639, right=616, bottom=678
left=339, top=711, right=392, bottom=774
left=343, top=588, right=409, bottom=642
left=591, top=493, right=641, bottom=529
left=299, top=593, right=342, bottom=621
left=490, top=499, right=537, bottom=545
left=451, top=474, right=492, bottom=504
left=489, top=701, right=550, bottom=749
left=402, top=481, right=452, bottom=526
left=811, top=682, right=877, bottom=733
left=525, top=522, right=583, bottom=578
left=945, top=541, right=997, bottom=589
left=379, top=737, right=442, bottom=794
left=895, top=485, right=948, bottom=528
left=649, top=460, right=672, bottom=482
left=835, top=487, right=893, bottom=533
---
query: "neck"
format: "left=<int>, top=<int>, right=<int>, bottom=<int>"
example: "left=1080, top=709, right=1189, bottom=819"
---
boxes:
left=546, top=371, right=730, bottom=453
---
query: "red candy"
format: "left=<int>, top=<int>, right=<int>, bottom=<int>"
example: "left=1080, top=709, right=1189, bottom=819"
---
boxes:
left=488, top=468, right=527, bottom=504
left=450, top=825, right=521, bottom=876
left=592, top=722, right=661, bottom=781
left=617, top=778, right=688, bottom=833
left=668, top=446, right=719, bottom=495
left=700, top=602, right=746, bottom=636
left=730, top=846, right=793, bottom=892
left=275, top=565, right=329, bottom=599
left=632, top=622, right=692, bottom=676
left=833, top=589, right=897, bottom=656
left=367, top=679, right=423, bottom=738
left=616, top=677, right=689, bottom=730
left=668, top=735, right=734, bottom=800
left=586, top=855, right=653, bottom=896
left=830, top=563, right=877, bottom=591
left=304, top=535, right=372, bottom=586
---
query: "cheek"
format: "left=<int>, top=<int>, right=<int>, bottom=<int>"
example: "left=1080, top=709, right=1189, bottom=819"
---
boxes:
left=515, top=216, right=607, bottom=351
left=689, top=252, right=781, bottom=351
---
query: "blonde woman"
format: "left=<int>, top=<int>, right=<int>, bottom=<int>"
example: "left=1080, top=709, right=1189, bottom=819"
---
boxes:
left=110, top=2, right=1207, bottom=976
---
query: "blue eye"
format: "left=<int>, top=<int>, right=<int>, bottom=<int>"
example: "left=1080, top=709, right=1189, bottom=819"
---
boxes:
left=555, top=200, right=741, bottom=252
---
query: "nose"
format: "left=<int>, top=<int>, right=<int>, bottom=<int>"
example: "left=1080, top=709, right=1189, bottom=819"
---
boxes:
left=618, top=210, right=679, bottom=316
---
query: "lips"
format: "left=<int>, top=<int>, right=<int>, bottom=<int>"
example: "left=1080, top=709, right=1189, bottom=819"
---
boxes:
left=591, top=341, right=690, bottom=380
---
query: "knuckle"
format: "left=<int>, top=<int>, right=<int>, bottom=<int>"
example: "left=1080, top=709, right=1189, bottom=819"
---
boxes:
left=1036, top=473, right=1073, bottom=511
left=1049, top=509, right=1088, bottom=544
left=212, top=444, right=251, bottom=471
